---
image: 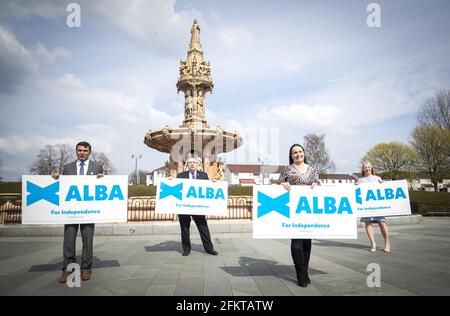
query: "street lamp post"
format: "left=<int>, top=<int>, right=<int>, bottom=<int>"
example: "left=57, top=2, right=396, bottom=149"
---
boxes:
left=131, top=154, right=142, bottom=185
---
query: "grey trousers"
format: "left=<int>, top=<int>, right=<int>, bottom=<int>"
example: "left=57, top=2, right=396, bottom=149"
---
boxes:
left=63, top=224, right=95, bottom=272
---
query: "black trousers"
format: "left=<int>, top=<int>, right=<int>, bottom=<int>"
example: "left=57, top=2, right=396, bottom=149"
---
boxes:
left=63, top=224, right=95, bottom=272
left=291, top=239, right=311, bottom=282
left=178, top=215, right=214, bottom=253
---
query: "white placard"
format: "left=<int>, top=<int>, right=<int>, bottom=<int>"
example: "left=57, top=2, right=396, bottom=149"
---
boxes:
left=155, top=178, right=228, bottom=216
left=253, top=185, right=357, bottom=239
left=355, top=180, right=411, bottom=217
left=22, top=175, right=128, bottom=224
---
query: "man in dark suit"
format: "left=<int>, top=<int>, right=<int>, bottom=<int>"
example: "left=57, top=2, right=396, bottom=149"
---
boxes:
left=53, top=141, right=104, bottom=283
left=177, top=156, right=218, bottom=256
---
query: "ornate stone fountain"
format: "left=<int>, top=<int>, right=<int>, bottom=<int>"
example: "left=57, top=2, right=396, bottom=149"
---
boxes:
left=144, top=20, right=243, bottom=179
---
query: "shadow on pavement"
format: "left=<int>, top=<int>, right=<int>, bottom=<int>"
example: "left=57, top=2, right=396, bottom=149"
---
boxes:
left=145, top=241, right=214, bottom=255
left=221, top=256, right=327, bottom=284
left=314, top=239, right=369, bottom=250
left=28, top=256, right=120, bottom=272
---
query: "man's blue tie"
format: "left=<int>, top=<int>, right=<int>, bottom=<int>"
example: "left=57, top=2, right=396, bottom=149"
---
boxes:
left=79, top=162, right=85, bottom=176
left=191, top=171, right=196, bottom=179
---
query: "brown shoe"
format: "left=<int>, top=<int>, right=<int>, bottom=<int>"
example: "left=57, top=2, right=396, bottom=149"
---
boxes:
left=59, top=271, right=69, bottom=283
left=81, top=271, right=91, bottom=281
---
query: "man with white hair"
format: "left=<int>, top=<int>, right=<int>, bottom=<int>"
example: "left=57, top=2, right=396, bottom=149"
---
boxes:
left=176, top=156, right=218, bottom=256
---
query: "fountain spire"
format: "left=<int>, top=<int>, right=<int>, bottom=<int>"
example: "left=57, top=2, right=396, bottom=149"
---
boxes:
left=177, top=20, right=213, bottom=128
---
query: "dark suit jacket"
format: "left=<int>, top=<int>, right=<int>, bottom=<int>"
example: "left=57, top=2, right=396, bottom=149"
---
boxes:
left=177, top=170, right=209, bottom=180
left=62, top=160, right=104, bottom=176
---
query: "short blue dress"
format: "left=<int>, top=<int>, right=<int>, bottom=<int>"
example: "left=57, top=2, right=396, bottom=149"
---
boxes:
left=359, top=175, right=386, bottom=223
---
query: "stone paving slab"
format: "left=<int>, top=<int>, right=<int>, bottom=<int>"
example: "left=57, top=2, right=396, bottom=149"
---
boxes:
left=0, top=215, right=423, bottom=236
left=0, top=217, right=449, bottom=296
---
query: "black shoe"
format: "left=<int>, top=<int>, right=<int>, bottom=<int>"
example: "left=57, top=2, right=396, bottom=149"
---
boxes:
left=297, top=281, right=308, bottom=288
left=306, top=275, right=311, bottom=284
left=182, top=250, right=190, bottom=256
left=206, top=250, right=218, bottom=255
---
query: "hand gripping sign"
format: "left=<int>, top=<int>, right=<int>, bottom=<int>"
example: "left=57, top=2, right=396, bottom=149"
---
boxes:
left=253, top=185, right=357, bottom=239
left=253, top=180, right=411, bottom=239
left=155, top=178, right=228, bottom=216
left=22, top=175, right=128, bottom=224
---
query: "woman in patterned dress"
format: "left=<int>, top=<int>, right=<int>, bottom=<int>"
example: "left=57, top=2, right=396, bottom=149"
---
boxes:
left=278, top=143, right=320, bottom=287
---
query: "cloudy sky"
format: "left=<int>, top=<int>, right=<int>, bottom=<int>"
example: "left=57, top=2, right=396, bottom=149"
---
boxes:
left=0, top=0, right=449, bottom=180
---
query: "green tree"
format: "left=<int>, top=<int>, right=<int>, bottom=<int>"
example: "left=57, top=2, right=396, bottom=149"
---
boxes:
left=362, top=142, right=418, bottom=179
left=410, top=126, right=450, bottom=192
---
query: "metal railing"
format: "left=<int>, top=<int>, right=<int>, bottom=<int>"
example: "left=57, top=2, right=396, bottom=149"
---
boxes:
left=127, top=196, right=253, bottom=222
left=0, top=195, right=253, bottom=224
left=0, top=194, right=22, bottom=224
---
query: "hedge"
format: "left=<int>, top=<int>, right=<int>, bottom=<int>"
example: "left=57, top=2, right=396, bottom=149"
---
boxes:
left=0, top=182, right=21, bottom=193
left=409, top=191, right=450, bottom=215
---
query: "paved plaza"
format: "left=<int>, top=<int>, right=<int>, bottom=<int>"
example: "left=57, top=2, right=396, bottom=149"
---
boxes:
left=0, top=217, right=449, bottom=296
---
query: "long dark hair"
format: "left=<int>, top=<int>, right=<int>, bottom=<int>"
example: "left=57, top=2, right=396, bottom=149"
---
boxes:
left=288, top=143, right=307, bottom=165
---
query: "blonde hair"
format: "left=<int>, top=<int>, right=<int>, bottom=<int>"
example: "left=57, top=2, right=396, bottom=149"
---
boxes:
left=361, top=162, right=375, bottom=177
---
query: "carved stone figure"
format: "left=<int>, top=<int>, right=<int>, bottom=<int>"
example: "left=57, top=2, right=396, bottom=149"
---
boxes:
left=197, top=89, right=204, bottom=117
left=162, top=125, right=170, bottom=137
left=190, top=20, right=201, bottom=51
left=216, top=161, right=224, bottom=180
left=180, top=60, right=190, bottom=76
left=185, top=90, right=193, bottom=118
left=192, top=59, right=198, bottom=76
left=145, top=129, right=153, bottom=141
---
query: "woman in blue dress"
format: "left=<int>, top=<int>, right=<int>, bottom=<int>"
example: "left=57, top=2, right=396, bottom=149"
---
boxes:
left=357, top=162, right=391, bottom=253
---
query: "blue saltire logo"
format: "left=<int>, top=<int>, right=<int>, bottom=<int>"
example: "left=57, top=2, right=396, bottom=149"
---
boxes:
left=160, top=182, right=183, bottom=200
left=27, top=181, right=60, bottom=206
left=257, top=191, right=290, bottom=218
left=355, top=188, right=362, bottom=204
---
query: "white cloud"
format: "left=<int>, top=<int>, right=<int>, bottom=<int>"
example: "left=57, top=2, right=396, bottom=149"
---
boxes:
left=257, top=104, right=338, bottom=128
left=301, top=44, right=450, bottom=127
left=147, top=106, right=183, bottom=130
left=1, top=0, right=201, bottom=57
left=36, top=73, right=142, bottom=124
left=0, top=71, right=184, bottom=179
left=282, top=61, right=302, bottom=73
left=0, top=0, right=62, bottom=19
left=217, top=26, right=254, bottom=49
left=0, top=134, right=77, bottom=155
left=0, top=24, right=38, bottom=92
left=0, top=135, right=34, bottom=155
left=89, top=0, right=201, bottom=56
left=33, top=43, right=71, bottom=64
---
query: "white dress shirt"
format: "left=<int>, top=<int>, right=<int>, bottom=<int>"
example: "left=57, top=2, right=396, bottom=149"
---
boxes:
left=77, top=159, right=90, bottom=176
